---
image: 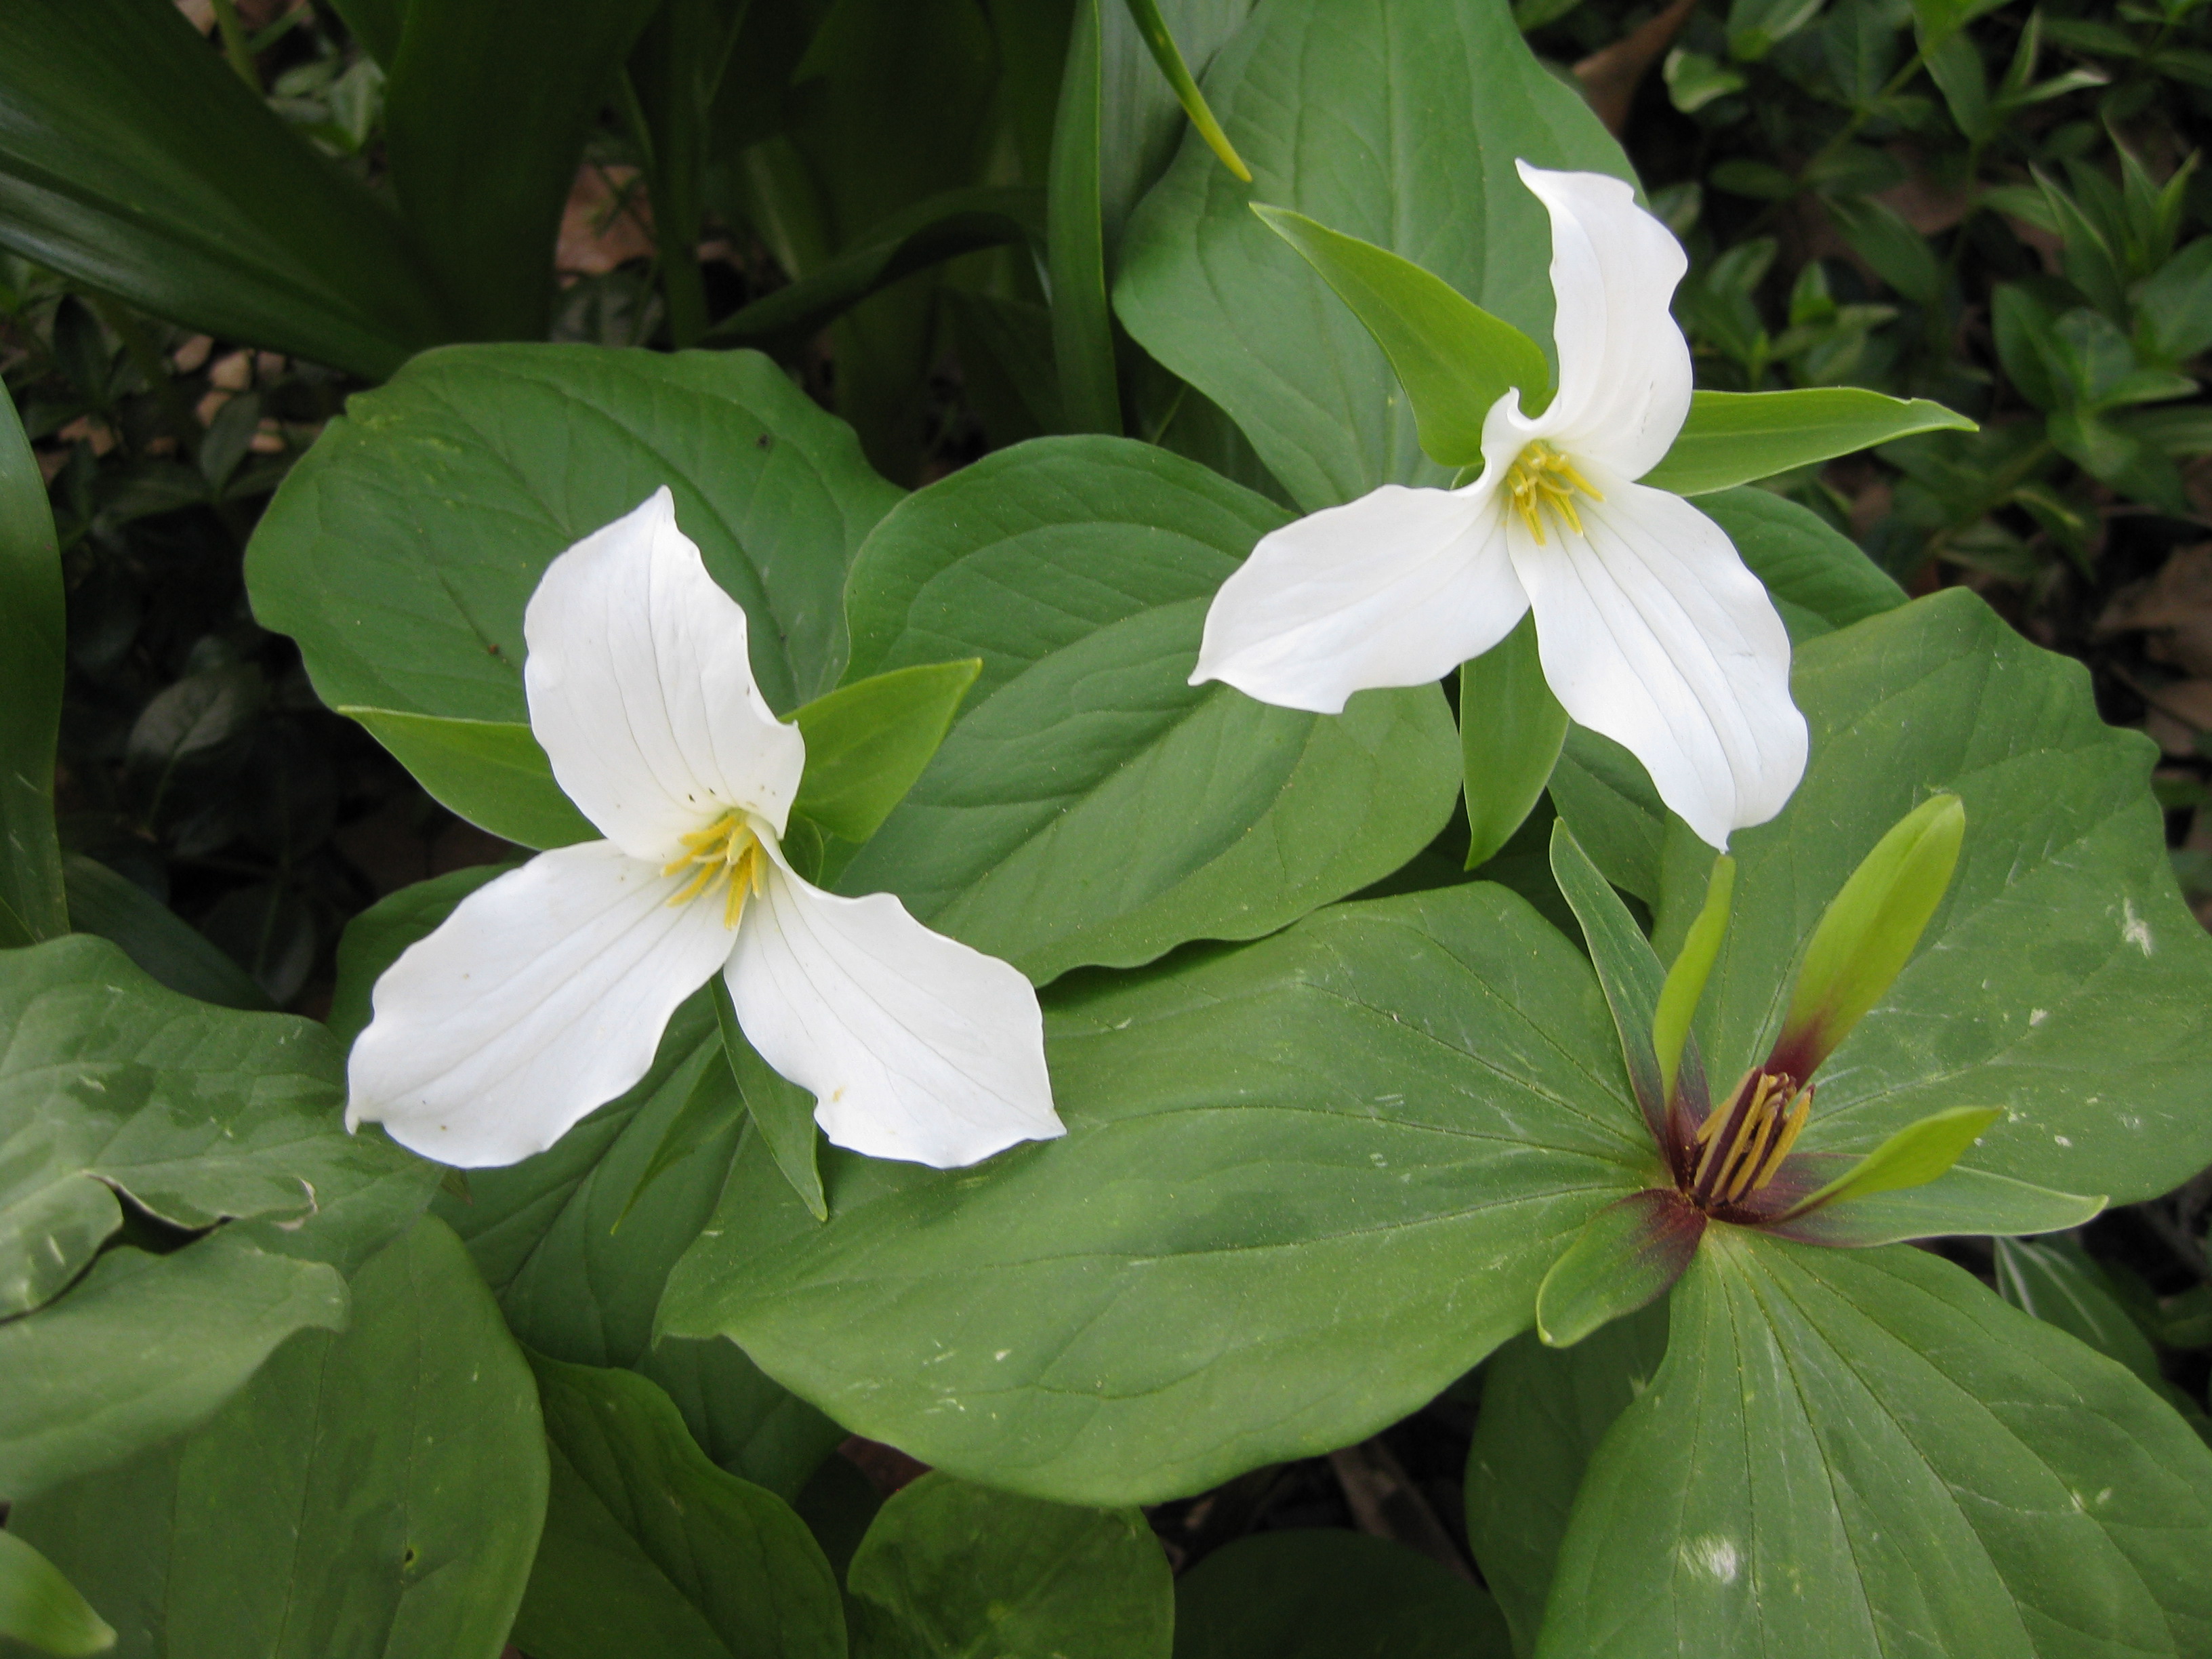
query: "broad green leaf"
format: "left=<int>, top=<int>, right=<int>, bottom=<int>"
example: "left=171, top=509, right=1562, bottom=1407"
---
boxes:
left=0, top=1229, right=347, bottom=1502
left=707, top=186, right=1044, bottom=353
left=1251, top=205, right=1551, bottom=468
left=61, top=855, right=274, bottom=1012
left=1640, top=389, right=1975, bottom=497
left=1120, top=0, right=1252, bottom=182
left=1464, top=1304, right=1671, bottom=1656
left=1771, top=1165, right=2105, bottom=1248
left=0, top=0, right=449, bottom=378
left=1535, top=1189, right=1704, bottom=1349
left=660, top=883, right=1650, bottom=1505
left=1461, top=615, right=1569, bottom=870
left=1644, top=590, right=2212, bottom=1204
left=344, top=868, right=843, bottom=1502
left=1115, top=0, right=1629, bottom=510
left=1996, top=1237, right=2166, bottom=1391
left=340, top=708, right=594, bottom=851
left=1050, top=0, right=1126, bottom=435
left=512, top=1357, right=845, bottom=1659
left=382, top=0, right=661, bottom=340
left=0, top=388, right=65, bottom=949
left=846, top=1473, right=1172, bottom=1659
left=836, top=437, right=1459, bottom=981
left=1538, top=1232, right=2212, bottom=1658
left=1786, top=1104, right=2007, bottom=1214
left=790, top=660, right=981, bottom=843
left=1173, top=1530, right=1511, bottom=1659
left=712, top=980, right=825, bottom=1224
left=9, top=1218, right=547, bottom=1659
left=0, top=1531, right=114, bottom=1657
left=246, top=345, right=903, bottom=723
left=0, top=934, right=415, bottom=1318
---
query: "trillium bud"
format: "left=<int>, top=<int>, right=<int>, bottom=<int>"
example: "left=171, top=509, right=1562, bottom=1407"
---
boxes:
left=1771, top=793, right=1965, bottom=1080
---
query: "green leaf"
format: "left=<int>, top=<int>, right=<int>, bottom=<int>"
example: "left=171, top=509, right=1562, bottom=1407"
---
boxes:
left=707, top=187, right=1045, bottom=353
left=0, top=1229, right=347, bottom=1502
left=0, top=933, right=414, bottom=1319
left=1537, top=1232, right=2212, bottom=1658
left=1250, top=204, right=1552, bottom=468
left=1461, top=615, right=1570, bottom=870
left=1120, top=0, right=1252, bottom=182
left=246, top=345, right=903, bottom=723
left=0, top=1531, right=114, bottom=1657
left=713, top=977, right=825, bottom=1223
left=1098, top=0, right=1257, bottom=264
left=1463, top=1305, right=1671, bottom=1656
left=381, top=0, right=661, bottom=340
left=512, top=1356, right=846, bottom=1659
left=1050, top=0, right=1126, bottom=436
left=1640, top=389, right=1976, bottom=496
left=1172, top=1530, right=1512, bottom=1659
left=1784, top=1103, right=2008, bottom=1213
left=1115, top=0, right=1631, bottom=511
left=2136, top=239, right=2212, bottom=365
left=9, top=1217, right=547, bottom=1658
left=790, top=660, right=980, bottom=843
left=660, top=883, right=1649, bottom=1506
left=1826, top=194, right=1947, bottom=308
left=340, top=708, right=594, bottom=851
left=846, top=1473, right=1172, bottom=1659
left=1548, top=821, right=1672, bottom=1145
left=1996, top=1236, right=2166, bottom=1391
left=0, top=0, right=449, bottom=378
left=836, top=436, right=1460, bottom=982
left=60, top=854, right=273, bottom=1013
left=1697, top=485, right=1906, bottom=643
left=0, top=387, right=65, bottom=949
left=1635, top=589, right=2212, bottom=1204
left=1534, top=1189, right=1704, bottom=1349
left=1770, top=1165, right=2106, bottom=1248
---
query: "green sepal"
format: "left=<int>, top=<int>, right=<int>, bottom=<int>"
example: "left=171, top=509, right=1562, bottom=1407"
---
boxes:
left=1251, top=204, right=1551, bottom=468
left=1781, top=1105, right=2002, bottom=1218
left=1120, top=0, right=1251, bottom=182
left=792, top=659, right=981, bottom=844
left=0, top=1530, right=115, bottom=1657
left=341, top=708, right=596, bottom=851
left=1536, top=1188, right=1704, bottom=1349
left=1652, top=854, right=1733, bottom=1106
left=714, top=977, right=826, bottom=1223
left=1640, top=388, right=1976, bottom=497
left=1460, top=615, right=1568, bottom=869
left=1548, top=821, right=1671, bottom=1145
left=1767, top=1162, right=2104, bottom=1247
left=1776, top=792, right=1965, bottom=1076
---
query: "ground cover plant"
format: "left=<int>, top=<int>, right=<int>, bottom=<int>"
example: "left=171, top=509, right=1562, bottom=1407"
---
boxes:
left=3, top=0, right=2212, bottom=1654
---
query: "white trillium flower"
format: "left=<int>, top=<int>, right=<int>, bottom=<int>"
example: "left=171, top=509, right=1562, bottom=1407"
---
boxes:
left=1191, top=161, right=1809, bottom=851
left=346, top=489, right=1065, bottom=1171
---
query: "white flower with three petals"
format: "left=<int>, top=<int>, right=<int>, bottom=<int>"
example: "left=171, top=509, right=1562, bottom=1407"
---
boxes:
left=1191, top=161, right=1809, bottom=851
left=346, top=489, right=1066, bottom=1170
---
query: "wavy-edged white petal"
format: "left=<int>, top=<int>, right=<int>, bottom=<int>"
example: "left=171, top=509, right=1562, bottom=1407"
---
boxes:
left=524, top=487, right=805, bottom=862
left=1515, top=162, right=1692, bottom=481
left=726, top=848, right=1062, bottom=1170
left=1509, top=474, right=1805, bottom=850
left=346, top=841, right=738, bottom=1166
left=1189, top=484, right=1528, bottom=714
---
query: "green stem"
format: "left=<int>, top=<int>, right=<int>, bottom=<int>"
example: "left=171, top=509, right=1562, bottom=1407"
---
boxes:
left=614, top=68, right=708, bottom=349
left=209, top=0, right=260, bottom=90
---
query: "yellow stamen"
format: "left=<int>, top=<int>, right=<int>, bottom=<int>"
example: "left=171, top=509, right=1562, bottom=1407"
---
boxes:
left=1502, top=441, right=1604, bottom=545
left=660, top=809, right=770, bottom=930
left=1748, top=1086, right=1811, bottom=1195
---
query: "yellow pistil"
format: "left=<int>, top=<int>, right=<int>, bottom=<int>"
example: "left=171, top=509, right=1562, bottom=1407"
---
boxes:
left=661, top=810, right=771, bottom=929
left=1502, top=441, right=1603, bottom=544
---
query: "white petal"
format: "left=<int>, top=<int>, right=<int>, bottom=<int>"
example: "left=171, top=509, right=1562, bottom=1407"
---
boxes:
left=346, top=842, right=737, bottom=1166
left=524, top=487, right=805, bottom=862
left=726, top=851, right=1063, bottom=1170
left=1510, top=475, right=1806, bottom=850
left=1516, top=162, right=1692, bottom=481
left=1189, top=485, right=1528, bottom=714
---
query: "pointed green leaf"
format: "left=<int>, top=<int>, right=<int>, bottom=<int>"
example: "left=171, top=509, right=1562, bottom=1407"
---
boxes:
left=714, top=976, right=826, bottom=1223
left=1462, top=615, right=1570, bottom=869
left=1641, top=389, right=1975, bottom=497
left=1251, top=205, right=1551, bottom=468
left=613, top=1012, right=752, bottom=1233
left=1536, top=1188, right=1704, bottom=1349
left=341, top=708, right=595, bottom=851
left=0, top=1531, right=112, bottom=1657
left=1996, top=1237, right=2165, bottom=1390
left=1174, top=1530, right=1512, bottom=1659
left=1548, top=820, right=1671, bottom=1143
left=847, top=1473, right=1172, bottom=1659
left=1783, top=1104, right=2004, bottom=1214
left=62, top=853, right=274, bottom=1012
left=1653, top=854, right=1732, bottom=1106
left=513, top=1355, right=846, bottom=1659
left=0, top=386, right=65, bottom=949
left=1121, top=0, right=1252, bottom=182
left=792, top=659, right=980, bottom=844
left=1050, top=0, right=1125, bottom=436
left=1537, top=1233, right=2212, bottom=1659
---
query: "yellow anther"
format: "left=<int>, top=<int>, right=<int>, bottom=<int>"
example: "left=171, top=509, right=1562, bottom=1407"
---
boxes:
left=1502, top=442, right=1603, bottom=545
left=661, top=811, right=770, bottom=929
